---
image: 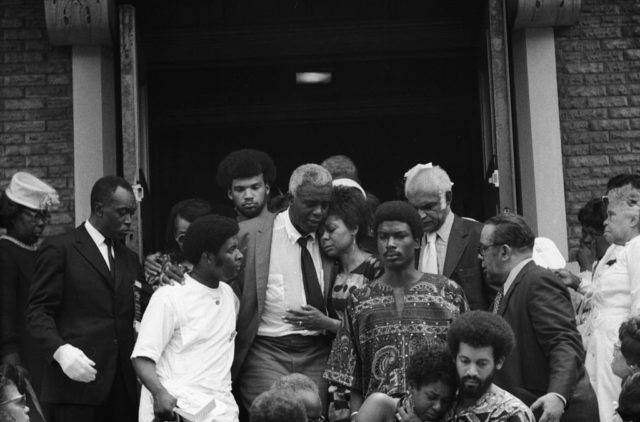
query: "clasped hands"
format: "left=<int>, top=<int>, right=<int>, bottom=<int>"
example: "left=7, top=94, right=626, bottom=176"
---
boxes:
left=283, top=305, right=333, bottom=331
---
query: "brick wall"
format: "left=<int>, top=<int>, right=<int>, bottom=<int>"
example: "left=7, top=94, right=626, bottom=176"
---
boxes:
left=1, top=0, right=74, bottom=237
left=555, top=0, right=640, bottom=255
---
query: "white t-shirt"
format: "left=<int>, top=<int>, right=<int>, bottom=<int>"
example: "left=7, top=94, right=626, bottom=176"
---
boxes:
left=131, top=274, right=240, bottom=422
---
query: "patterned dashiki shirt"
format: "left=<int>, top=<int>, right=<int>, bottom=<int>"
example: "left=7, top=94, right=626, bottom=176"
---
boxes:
left=444, top=385, right=535, bottom=422
left=323, top=273, right=469, bottom=398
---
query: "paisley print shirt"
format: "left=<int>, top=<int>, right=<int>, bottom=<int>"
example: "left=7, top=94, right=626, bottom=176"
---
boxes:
left=323, top=273, right=468, bottom=397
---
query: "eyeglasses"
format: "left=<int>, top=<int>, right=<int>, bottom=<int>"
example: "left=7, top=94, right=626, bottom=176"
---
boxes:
left=308, top=417, right=325, bottom=422
left=477, top=244, right=497, bottom=257
left=0, top=394, right=26, bottom=408
left=22, top=208, right=51, bottom=223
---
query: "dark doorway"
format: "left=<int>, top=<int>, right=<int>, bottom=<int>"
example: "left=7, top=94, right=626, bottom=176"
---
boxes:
left=134, top=1, right=488, bottom=253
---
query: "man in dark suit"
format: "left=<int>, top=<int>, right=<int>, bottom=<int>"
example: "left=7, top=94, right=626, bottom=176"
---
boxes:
left=26, top=176, right=142, bottom=422
left=232, top=163, right=335, bottom=419
left=479, top=213, right=599, bottom=422
left=404, top=163, right=491, bottom=310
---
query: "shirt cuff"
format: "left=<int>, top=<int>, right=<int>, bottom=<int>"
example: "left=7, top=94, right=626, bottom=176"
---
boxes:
left=550, top=392, right=567, bottom=407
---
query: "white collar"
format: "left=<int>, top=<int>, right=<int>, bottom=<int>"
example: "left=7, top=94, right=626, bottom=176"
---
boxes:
left=84, top=220, right=106, bottom=247
left=503, top=257, right=534, bottom=295
left=425, top=209, right=454, bottom=243
left=0, top=234, right=38, bottom=251
left=283, top=208, right=316, bottom=245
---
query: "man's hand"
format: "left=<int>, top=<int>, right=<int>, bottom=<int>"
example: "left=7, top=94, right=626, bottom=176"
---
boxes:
left=531, top=393, right=565, bottom=422
left=553, top=269, right=581, bottom=291
left=144, top=252, right=163, bottom=277
left=161, top=263, right=186, bottom=286
left=53, top=344, right=97, bottom=383
left=284, top=305, right=337, bottom=331
left=152, top=389, right=178, bottom=421
left=395, top=405, right=423, bottom=422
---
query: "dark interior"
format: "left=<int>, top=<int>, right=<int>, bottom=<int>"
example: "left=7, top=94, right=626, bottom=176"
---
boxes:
left=128, top=0, right=491, bottom=253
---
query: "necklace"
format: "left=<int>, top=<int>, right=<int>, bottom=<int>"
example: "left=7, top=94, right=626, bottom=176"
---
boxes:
left=0, top=235, right=38, bottom=251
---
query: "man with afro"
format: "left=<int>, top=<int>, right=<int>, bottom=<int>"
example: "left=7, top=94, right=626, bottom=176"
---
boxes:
left=444, top=310, right=533, bottom=421
left=216, top=149, right=278, bottom=221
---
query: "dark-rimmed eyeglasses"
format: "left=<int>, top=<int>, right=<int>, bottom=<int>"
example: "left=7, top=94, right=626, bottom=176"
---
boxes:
left=0, top=393, right=26, bottom=408
left=477, top=244, right=497, bottom=257
left=22, top=208, right=51, bottom=223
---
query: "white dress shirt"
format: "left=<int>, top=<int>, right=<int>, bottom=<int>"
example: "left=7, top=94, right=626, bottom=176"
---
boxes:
left=258, top=210, right=325, bottom=337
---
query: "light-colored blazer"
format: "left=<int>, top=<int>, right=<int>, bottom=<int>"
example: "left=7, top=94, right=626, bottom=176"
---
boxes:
left=231, top=210, right=335, bottom=379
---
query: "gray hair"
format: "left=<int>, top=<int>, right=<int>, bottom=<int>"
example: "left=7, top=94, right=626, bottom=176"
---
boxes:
left=404, top=165, right=453, bottom=206
left=608, top=185, right=640, bottom=223
left=288, top=164, right=332, bottom=197
left=320, top=154, right=359, bottom=181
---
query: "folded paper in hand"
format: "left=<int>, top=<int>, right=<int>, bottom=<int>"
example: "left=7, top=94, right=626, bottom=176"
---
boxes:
left=174, top=395, right=216, bottom=422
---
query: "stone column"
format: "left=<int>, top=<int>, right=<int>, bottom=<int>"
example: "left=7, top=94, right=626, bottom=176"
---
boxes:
left=509, top=0, right=582, bottom=259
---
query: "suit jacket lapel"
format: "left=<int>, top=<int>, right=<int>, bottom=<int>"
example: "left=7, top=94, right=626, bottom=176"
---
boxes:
left=443, top=215, right=467, bottom=278
left=499, top=260, right=535, bottom=315
left=255, top=213, right=276, bottom=318
left=73, top=224, right=114, bottom=289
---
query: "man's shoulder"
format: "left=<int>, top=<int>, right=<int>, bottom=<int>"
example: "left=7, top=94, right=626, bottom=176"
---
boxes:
left=238, top=211, right=277, bottom=233
left=448, top=385, right=534, bottom=422
left=488, top=385, right=535, bottom=420
left=39, top=226, right=80, bottom=250
left=454, top=213, right=483, bottom=233
left=519, top=261, right=562, bottom=287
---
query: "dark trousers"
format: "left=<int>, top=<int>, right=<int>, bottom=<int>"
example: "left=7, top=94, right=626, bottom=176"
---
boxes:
left=47, top=365, right=137, bottom=422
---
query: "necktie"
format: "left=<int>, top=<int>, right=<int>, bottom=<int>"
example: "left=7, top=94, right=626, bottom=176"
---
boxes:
left=105, top=238, right=116, bottom=280
left=297, top=236, right=325, bottom=313
left=491, top=287, right=504, bottom=314
left=421, top=232, right=438, bottom=274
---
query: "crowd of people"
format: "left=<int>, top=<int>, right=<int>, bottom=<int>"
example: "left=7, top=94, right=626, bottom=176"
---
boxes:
left=1, top=149, right=639, bottom=422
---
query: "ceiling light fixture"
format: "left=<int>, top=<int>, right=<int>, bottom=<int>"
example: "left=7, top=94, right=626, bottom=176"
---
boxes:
left=296, top=72, right=332, bottom=84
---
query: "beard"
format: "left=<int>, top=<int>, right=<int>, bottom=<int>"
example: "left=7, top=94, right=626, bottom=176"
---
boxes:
left=459, top=372, right=494, bottom=399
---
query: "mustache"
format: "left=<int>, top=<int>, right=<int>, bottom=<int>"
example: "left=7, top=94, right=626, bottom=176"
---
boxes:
left=461, top=375, right=482, bottom=384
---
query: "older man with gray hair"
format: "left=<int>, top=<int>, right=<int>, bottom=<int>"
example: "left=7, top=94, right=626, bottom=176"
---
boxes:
left=404, top=163, right=492, bottom=310
left=233, top=163, right=335, bottom=419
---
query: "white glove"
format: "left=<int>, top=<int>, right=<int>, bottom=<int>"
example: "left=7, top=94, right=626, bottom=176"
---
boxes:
left=53, top=344, right=97, bottom=383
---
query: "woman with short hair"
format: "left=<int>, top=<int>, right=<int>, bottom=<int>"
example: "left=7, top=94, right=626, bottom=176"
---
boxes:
left=582, top=178, right=640, bottom=422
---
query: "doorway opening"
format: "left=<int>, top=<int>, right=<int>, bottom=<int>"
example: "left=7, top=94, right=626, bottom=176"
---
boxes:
left=133, top=1, right=491, bottom=253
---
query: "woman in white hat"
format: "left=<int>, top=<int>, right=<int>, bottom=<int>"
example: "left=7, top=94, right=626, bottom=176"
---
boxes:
left=0, top=171, right=59, bottom=422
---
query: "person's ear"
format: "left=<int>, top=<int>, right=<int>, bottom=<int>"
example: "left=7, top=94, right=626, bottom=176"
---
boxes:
left=495, top=356, right=506, bottom=371
left=94, top=201, right=104, bottom=217
left=500, top=244, right=511, bottom=261
left=445, top=191, right=453, bottom=205
left=265, top=183, right=271, bottom=196
left=200, top=251, right=215, bottom=265
left=227, top=189, right=233, bottom=201
left=407, top=381, right=416, bottom=393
